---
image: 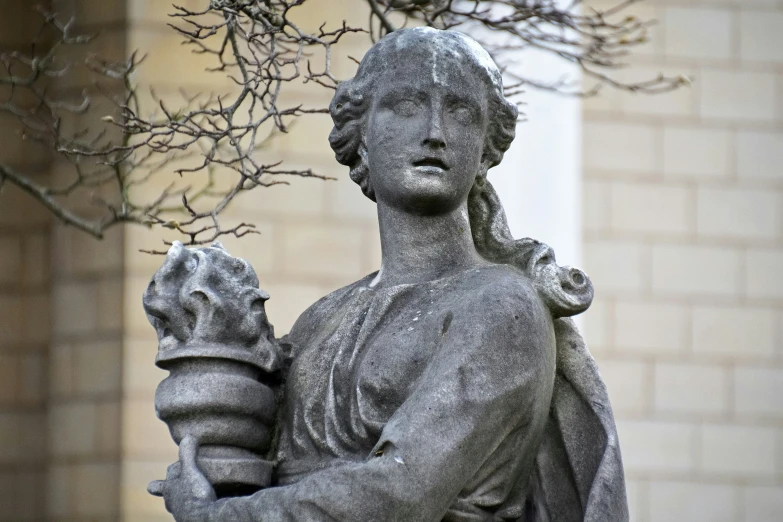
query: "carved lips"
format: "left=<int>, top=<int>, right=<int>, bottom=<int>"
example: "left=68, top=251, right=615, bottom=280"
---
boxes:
left=412, top=156, right=449, bottom=172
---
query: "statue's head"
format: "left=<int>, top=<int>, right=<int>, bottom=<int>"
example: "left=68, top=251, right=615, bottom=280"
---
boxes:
left=329, top=27, right=517, bottom=214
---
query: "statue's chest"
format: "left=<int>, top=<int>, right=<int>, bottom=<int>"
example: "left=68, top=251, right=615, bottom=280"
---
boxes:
left=287, top=288, right=453, bottom=442
left=354, top=309, right=447, bottom=422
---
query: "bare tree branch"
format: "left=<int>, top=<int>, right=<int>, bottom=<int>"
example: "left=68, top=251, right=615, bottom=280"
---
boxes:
left=0, top=1, right=685, bottom=252
left=0, top=163, right=106, bottom=237
left=373, top=0, right=688, bottom=97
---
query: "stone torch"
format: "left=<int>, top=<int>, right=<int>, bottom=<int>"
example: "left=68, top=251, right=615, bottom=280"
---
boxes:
left=143, top=241, right=282, bottom=498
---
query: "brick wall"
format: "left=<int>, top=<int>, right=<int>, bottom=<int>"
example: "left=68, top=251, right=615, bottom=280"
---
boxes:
left=582, top=1, right=783, bottom=520
left=0, top=3, right=55, bottom=520
left=3, top=0, right=779, bottom=520
left=44, top=2, right=128, bottom=520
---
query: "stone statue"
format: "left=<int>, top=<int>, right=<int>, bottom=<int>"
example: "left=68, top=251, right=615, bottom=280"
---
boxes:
left=143, top=27, right=628, bottom=522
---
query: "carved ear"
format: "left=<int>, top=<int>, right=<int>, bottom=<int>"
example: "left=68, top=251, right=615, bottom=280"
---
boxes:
left=350, top=142, right=376, bottom=202
left=477, top=155, right=492, bottom=180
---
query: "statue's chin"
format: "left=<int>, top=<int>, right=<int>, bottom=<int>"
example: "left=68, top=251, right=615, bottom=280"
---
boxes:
left=380, top=180, right=469, bottom=216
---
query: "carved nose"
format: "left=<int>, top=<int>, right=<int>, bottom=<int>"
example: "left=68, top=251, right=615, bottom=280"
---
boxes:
left=423, top=112, right=446, bottom=149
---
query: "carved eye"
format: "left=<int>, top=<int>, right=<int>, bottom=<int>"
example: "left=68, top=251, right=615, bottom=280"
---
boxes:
left=450, top=104, right=474, bottom=125
left=393, top=99, right=418, bottom=117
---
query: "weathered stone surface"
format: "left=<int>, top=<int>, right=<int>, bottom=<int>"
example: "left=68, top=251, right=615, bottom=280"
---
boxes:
left=143, top=242, right=281, bottom=497
left=144, top=27, right=627, bottom=521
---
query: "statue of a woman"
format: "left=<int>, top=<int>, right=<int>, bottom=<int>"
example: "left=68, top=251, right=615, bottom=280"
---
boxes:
left=150, top=27, right=628, bottom=522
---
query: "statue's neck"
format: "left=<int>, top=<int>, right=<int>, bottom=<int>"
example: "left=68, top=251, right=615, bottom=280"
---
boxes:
left=373, top=200, right=489, bottom=287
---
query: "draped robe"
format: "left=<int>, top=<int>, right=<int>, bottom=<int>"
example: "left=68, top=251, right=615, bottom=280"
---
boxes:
left=204, top=263, right=628, bottom=521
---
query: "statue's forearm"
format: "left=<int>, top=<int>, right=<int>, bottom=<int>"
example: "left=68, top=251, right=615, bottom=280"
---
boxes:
left=199, top=457, right=423, bottom=522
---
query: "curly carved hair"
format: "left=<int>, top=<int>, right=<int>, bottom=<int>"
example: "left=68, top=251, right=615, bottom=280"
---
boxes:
left=328, top=27, right=518, bottom=201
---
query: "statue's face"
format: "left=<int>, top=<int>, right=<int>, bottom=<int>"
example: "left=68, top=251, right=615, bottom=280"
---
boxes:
left=364, top=45, right=489, bottom=214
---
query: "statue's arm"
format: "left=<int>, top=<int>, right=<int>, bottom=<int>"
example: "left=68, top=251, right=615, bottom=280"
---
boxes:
left=194, top=282, right=556, bottom=522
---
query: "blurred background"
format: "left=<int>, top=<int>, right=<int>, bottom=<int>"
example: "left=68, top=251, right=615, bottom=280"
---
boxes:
left=0, top=0, right=781, bottom=520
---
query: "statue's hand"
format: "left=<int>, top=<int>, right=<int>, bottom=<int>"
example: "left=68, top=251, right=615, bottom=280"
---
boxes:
left=148, top=436, right=216, bottom=521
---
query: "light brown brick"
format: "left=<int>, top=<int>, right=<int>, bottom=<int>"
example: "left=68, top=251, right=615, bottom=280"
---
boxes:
left=652, top=244, right=741, bottom=297
left=746, top=249, right=783, bottom=299
left=583, top=179, right=611, bottom=233
left=583, top=297, right=611, bottom=351
left=23, top=471, right=46, bottom=519
left=0, top=412, right=43, bottom=465
left=663, top=126, right=731, bottom=179
left=598, top=358, right=650, bottom=415
left=128, top=0, right=204, bottom=24
left=17, top=353, right=44, bottom=406
left=740, top=11, right=783, bottom=63
left=49, top=402, right=97, bottom=457
left=69, top=225, right=125, bottom=275
left=21, top=233, right=49, bottom=287
left=263, top=281, right=332, bottom=335
left=616, top=64, right=697, bottom=118
left=743, top=486, right=783, bottom=522
left=697, top=187, right=779, bottom=240
left=16, top=412, right=45, bottom=463
left=664, top=7, right=734, bottom=60
left=124, top=275, right=155, bottom=336
left=55, top=0, right=127, bottom=28
left=46, top=465, right=72, bottom=518
left=734, top=367, right=783, bottom=418
left=584, top=240, right=647, bottom=293
left=22, top=292, right=49, bottom=345
left=0, top=353, right=18, bottom=405
left=0, top=295, right=23, bottom=344
left=128, top=28, right=230, bottom=88
left=0, top=413, right=19, bottom=465
left=625, top=479, right=646, bottom=522
left=611, top=182, right=691, bottom=235
left=96, top=400, right=121, bottom=456
left=649, top=481, right=736, bottom=522
left=205, top=219, right=276, bottom=277
left=0, top=472, right=17, bottom=521
left=279, top=222, right=364, bottom=280
left=692, top=306, right=777, bottom=359
left=700, top=424, right=777, bottom=478
left=0, top=184, right=51, bottom=228
left=737, top=130, right=783, bottom=182
left=616, top=420, right=696, bottom=474
left=72, top=462, right=120, bottom=517
left=122, top=399, right=176, bottom=459
left=73, top=341, right=122, bottom=396
left=5, top=469, right=44, bottom=521
left=700, top=69, right=777, bottom=122
left=124, top=226, right=183, bottom=276
left=121, top=460, right=175, bottom=521
left=0, top=235, right=22, bottom=287
left=615, top=300, right=688, bottom=354
left=584, top=122, right=657, bottom=174
left=97, top=277, right=124, bottom=332
left=52, top=281, right=99, bottom=337
left=123, top=339, right=165, bottom=399
left=326, top=172, right=378, bottom=222
left=654, top=362, right=727, bottom=415
left=235, top=170, right=329, bottom=219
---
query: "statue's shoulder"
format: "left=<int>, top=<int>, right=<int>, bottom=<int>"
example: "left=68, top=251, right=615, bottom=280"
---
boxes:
left=446, top=263, right=557, bottom=371
left=287, top=272, right=379, bottom=338
left=451, top=263, right=550, bottom=325
left=458, top=262, right=535, bottom=296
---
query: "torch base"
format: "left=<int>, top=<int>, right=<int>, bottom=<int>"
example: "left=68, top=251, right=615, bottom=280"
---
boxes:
left=170, top=445, right=274, bottom=498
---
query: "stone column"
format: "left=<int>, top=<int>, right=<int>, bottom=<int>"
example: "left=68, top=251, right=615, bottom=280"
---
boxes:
left=44, top=1, right=128, bottom=520
left=0, top=3, right=55, bottom=520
